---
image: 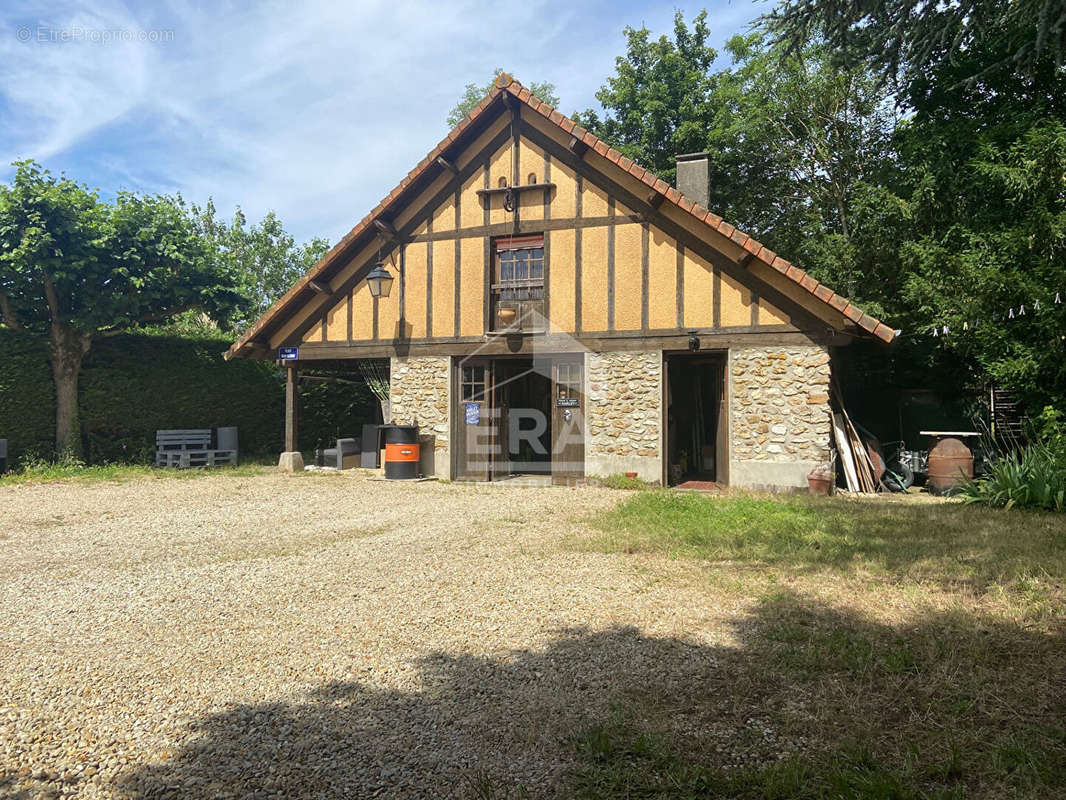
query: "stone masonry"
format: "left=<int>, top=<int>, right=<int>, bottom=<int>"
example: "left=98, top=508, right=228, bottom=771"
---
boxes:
left=389, top=356, right=450, bottom=477
left=586, top=350, right=662, bottom=482
left=729, top=345, right=832, bottom=488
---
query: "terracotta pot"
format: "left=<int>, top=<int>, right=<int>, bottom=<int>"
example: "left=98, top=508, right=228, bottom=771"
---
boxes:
left=807, top=475, right=832, bottom=495
left=497, top=307, right=517, bottom=327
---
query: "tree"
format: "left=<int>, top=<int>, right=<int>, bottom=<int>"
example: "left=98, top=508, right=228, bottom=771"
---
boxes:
left=447, top=69, right=560, bottom=127
left=0, top=161, right=242, bottom=455
left=575, top=11, right=720, bottom=185
left=578, top=16, right=898, bottom=305
left=764, top=0, right=1066, bottom=88
left=188, top=202, right=329, bottom=331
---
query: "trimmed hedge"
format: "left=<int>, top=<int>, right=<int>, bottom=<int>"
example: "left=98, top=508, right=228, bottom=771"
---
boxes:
left=0, top=330, right=378, bottom=465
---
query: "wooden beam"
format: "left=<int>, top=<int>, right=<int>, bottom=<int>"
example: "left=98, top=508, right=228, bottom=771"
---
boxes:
left=568, top=136, right=589, bottom=158
left=284, top=365, right=298, bottom=452
left=308, top=279, right=332, bottom=295
left=646, top=190, right=665, bottom=209
left=738, top=252, right=755, bottom=269
left=436, top=156, right=457, bottom=175
left=373, top=218, right=397, bottom=239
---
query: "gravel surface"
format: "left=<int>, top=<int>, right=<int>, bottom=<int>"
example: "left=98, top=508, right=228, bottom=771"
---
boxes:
left=0, top=472, right=745, bottom=798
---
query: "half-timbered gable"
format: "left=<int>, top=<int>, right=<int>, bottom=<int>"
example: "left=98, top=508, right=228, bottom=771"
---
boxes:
left=230, top=75, right=894, bottom=489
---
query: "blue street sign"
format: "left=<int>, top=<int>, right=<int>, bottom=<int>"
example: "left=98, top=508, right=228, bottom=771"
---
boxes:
left=278, top=346, right=299, bottom=361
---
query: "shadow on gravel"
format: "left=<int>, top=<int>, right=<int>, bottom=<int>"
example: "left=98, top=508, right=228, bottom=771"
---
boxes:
left=113, top=592, right=1065, bottom=799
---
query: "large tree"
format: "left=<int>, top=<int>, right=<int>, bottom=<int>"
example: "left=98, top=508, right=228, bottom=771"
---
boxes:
left=0, top=161, right=241, bottom=455
left=574, top=11, right=720, bottom=185
left=765, top=0, right=1066, bottom=88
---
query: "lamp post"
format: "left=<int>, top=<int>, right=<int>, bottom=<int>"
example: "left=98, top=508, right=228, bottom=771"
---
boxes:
left=366, top=262, right=394, bottom=298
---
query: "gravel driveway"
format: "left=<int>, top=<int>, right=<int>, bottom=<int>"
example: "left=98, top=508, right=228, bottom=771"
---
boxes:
left=0, top=472, right=732, bottom=798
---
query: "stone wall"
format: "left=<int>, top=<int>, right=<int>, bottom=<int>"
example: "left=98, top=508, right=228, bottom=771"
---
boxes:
left=729, top=345, right=832, bottom=489
left=586, top=350, right=662, bottom=482
left=389, top=356, right=450, bottom=478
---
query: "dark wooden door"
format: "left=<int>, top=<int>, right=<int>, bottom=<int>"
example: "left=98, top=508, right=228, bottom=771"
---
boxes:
left=551, top=357, right=585, bottom=485
left=454, top=359, right=492, bottom=481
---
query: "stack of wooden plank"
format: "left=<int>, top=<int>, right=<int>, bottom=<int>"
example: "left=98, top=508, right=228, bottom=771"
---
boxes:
left=831, top=402, right=880, bottom=494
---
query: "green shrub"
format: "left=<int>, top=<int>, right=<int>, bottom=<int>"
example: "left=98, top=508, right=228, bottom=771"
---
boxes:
left=960, top=444, right=1065, bottom=512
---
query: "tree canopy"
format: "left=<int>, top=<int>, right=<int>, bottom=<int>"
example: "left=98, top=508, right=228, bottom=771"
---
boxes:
left=0, top=161, right=242, bottom=453
left=580, top=8, right=1066, bottom=412
left=447, top=69, right=560, bottom=127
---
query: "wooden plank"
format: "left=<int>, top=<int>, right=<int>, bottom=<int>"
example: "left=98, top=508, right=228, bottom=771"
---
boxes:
left=833, top=412, right=859, bottom=493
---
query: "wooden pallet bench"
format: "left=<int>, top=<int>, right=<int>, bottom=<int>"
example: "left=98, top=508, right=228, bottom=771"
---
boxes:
left=155, top=429, right=237, bottom=468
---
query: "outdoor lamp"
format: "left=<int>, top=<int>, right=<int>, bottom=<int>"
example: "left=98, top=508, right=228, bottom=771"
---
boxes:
left=366, top=262, right=394, bottom=298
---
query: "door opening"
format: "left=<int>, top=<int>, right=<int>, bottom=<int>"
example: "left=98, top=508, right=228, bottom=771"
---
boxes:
left=453, top=355, right=583, bottom=483
left=494, top=358, right=552, bottom=477
left=666, top=353, right=726, bottom=486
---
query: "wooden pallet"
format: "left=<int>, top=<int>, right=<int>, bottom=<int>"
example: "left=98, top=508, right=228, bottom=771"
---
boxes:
left=155, top=429, right=237, bottom=468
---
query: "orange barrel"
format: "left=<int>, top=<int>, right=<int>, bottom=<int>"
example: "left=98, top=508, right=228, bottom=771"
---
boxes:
left=927, top=435, right=974, bottom=493
left=383, top=425, right=420, bottom=480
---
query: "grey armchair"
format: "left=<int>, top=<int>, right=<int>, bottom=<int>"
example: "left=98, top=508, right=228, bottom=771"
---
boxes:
left=322, top=436, right=360, bottom=469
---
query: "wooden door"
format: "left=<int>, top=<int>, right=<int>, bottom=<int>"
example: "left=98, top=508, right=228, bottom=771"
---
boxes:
left=454, top=359, right=492, bottom=481
left=551, top=357, right=585, bottom=485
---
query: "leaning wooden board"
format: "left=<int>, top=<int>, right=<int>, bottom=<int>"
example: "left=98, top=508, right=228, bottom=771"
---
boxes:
left=833, top=412, right=860, bottom=492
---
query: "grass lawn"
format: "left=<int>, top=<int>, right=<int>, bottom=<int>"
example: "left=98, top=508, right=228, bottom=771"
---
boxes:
left=571, top=491, right=1066, bottom=799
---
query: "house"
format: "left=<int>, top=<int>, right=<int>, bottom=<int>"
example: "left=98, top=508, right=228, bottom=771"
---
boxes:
left=226, top=75, right=895, bottom=489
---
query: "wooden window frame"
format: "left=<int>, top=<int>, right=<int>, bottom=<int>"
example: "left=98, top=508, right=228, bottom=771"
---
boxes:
left=490, top=234, right=545, bottom=333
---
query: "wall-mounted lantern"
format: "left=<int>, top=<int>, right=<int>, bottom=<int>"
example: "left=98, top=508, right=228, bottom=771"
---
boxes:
left=366, top=262, right=394, bottom=298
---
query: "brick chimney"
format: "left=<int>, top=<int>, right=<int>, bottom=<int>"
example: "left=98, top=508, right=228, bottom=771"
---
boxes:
left=675, top=152, right=711, bottom=209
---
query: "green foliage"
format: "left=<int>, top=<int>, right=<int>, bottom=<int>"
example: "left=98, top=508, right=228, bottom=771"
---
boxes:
left=0, top=161, right=241, bottom=337
left=592, top=473, right=651, bottom=490
left=582, top=9, right=1066, bottom=413
left=186, top=200, right=330, bottom=332
left=575, top=11, right=720, bottom=184
left=0, top=329, right=377, bottom=466
left=764, top=0, right=1066, bottom=88
left=961, top=411, right=1066, bottom=511
left=447, top=69, right=560, bottom=127
left=960, top=445, right=1066, bottom=512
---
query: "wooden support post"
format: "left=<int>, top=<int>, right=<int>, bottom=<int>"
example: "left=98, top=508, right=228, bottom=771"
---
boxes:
left=285, top=365, right=298, bottom=452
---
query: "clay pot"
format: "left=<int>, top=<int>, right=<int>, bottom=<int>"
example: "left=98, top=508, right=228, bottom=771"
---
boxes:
left=807, top=464, right=833, bottom=495
left=497, top=307, right=517, bottom=327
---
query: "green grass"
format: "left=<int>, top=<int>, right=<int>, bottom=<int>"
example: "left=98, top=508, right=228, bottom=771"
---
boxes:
left=585, top=491, right=1066, bottom=586
left=569, top=491, right=1066, bottom=798
left=0, top=458, right=274, bottom=486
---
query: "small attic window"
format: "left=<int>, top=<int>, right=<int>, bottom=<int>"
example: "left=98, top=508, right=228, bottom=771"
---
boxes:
left=527, top=172, right=537, bottom=185
left=497, top=176, right=507, bottom=188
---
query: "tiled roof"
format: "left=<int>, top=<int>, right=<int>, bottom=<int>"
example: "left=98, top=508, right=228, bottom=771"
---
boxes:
left=227, top=74, right=895, bottom=358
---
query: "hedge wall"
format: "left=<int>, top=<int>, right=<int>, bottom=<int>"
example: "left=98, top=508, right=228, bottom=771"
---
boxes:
left=0, top=330, right=379, bottom=465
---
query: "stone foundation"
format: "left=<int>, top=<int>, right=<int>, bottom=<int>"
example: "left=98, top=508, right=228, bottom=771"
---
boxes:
left=389, top=356, right=451, bottom=478
left=586, top=350, right=662, bottom=483
left=729, top=345, right=832, bottom=489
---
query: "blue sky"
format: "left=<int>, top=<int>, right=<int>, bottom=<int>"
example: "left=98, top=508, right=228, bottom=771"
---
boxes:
left=1, top=1, right=760, bottom=244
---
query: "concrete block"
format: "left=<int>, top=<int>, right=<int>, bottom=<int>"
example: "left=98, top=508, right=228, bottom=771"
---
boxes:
left=277, top=451, right=305, bottom=472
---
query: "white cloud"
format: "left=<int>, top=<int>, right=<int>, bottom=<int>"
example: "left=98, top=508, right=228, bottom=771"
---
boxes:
left=0, top=0, right=757, bottom=242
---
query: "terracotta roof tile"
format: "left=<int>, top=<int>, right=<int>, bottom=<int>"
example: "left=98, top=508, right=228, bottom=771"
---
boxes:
left=228, top=76, right=895, bottom=358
